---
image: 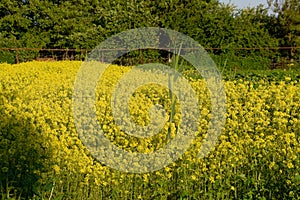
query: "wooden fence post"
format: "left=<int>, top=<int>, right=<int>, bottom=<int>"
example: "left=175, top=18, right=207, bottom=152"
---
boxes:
left=15, top=51, right=19, bottom=64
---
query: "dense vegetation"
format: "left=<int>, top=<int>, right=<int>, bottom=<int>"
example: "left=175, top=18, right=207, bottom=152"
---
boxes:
left=0, top=61, right=299, bottom=199
left=0, top=0, right=299, bottom=68
left=0, top=1, right=300, bottom=199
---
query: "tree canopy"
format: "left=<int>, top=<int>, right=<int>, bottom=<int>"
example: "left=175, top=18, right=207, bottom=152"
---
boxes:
left=0, top=0, right=299, bottom=66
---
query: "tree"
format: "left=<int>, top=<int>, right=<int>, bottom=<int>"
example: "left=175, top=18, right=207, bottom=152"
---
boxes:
left=268, top=0, right=300, bottom=58
left=0, top=0, right=284, bottom=66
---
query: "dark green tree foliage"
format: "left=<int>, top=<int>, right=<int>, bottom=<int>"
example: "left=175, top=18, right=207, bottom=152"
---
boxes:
left=0, top=0, right=286, bottom=67
left=268, top=0, right=300, bottom=58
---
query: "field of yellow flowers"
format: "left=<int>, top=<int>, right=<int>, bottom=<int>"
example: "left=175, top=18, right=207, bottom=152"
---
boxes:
left=0, top=61, right=299, bottom=200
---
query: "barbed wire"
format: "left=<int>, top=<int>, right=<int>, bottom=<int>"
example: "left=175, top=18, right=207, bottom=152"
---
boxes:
left=0, top=46, right=299, bottom=69
left=1, top=46, right=300, bottom=51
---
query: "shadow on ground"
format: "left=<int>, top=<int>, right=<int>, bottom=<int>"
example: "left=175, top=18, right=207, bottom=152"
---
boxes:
left=0, top=110, right=54, bottom=199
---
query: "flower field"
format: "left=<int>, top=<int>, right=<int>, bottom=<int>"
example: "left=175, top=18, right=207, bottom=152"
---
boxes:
left=0, top=61, right=299, bottom=200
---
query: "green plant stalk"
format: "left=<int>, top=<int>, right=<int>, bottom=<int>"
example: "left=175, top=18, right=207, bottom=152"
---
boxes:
left=168, top=44, right=182, bottom=140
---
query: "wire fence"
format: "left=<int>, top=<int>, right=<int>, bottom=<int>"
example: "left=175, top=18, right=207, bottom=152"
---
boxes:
left=0, top=46, right=299, bottom=70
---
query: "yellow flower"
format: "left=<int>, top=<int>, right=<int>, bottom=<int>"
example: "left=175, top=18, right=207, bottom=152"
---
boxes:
left=94, top=178, right=100, bottom=186
left=191, top=175, right=197, bottom=180
left=209, top=176, right=215, bottom=183
left=287, top=162, right=294, bottom=169
left=269, top=162, right=275, bottom=169
left=1, top=61, right=300, bottom=197
left=53, top=165, right=60, bottom=174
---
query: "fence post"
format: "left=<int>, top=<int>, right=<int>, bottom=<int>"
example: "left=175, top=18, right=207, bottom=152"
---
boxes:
left=15, top=50, right=19, bottom=64
left=281, top=57, right=285, bottom=69
left=139, top=49, right=143, bottom=64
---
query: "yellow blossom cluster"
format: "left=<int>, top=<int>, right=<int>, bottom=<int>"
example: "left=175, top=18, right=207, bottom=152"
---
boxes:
left=0, top=61, right=299, bottom=199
